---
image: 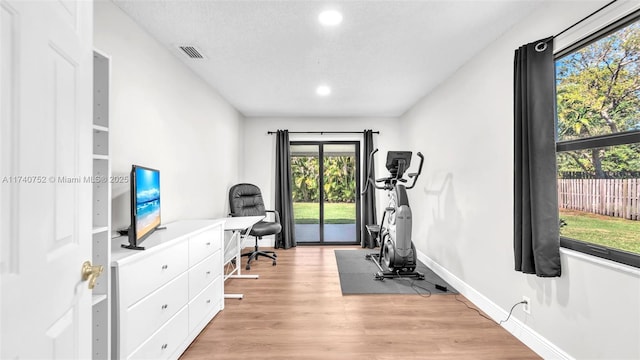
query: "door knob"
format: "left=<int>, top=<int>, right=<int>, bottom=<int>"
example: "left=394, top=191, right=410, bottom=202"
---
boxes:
left=81, top=261, right=104, bottom=290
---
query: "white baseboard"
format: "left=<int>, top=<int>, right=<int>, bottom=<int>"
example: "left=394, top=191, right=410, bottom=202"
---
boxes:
left=416, top=251, right=573, bottom=360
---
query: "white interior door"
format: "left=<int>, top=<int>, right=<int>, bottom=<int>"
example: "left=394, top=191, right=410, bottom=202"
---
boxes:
left=1, top=1, right=93, bottom=358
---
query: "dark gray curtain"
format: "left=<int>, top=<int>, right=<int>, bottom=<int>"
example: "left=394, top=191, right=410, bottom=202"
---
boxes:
left=361, top=130, right=377, bottom=248
left=275, top=130, right=296, bottom=249
left=514, top=37, right=561, bottom=277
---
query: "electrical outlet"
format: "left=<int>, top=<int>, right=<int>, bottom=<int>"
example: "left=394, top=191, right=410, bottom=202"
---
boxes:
left=522, top=296, right=531, bottom=314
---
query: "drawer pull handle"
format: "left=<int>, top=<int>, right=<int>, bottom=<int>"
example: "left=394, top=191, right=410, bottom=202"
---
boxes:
left=161, top=304, right=168, bottom=310
left=206, top=271, right=211, bottom=275
left=206, top=242, right=211, bottom=246
left=161, top=264, right=168, bottom=270
left=206, top=299, right=211, bottom=304
left=161, top=344, right=168, bottom=350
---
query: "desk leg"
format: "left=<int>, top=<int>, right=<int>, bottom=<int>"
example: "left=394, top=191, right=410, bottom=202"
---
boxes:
left=231, top=225, right=259, bottom=278
left=224, top=227, right=259, bottom=300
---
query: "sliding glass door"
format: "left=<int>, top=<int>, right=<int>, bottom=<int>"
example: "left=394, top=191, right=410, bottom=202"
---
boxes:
left=290, top=141, right=360, bottom=244
left=290, top=144, right=321, bottom=242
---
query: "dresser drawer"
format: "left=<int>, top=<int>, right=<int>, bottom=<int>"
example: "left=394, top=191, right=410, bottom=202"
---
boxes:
left=188, top=251, right=221, bottom=298
left=188, top=227, right=221, bottom=266
left=117, top=241, right=188, bottom=307
left=123, top=272, right=189, bottom=355
left=188, top=276, right=222, bottom=334
left=127, top=305, right=189, bottom=360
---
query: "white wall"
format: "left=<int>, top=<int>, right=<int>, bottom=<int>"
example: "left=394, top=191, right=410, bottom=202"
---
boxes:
left=94, top=0, right=243, bottom=230
left=402, top=1, right=640, bottom=359
left=242, top=117, right=406, bottom=245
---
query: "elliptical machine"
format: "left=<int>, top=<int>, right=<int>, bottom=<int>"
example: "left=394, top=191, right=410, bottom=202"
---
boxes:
left=362, top=149, right=425, bottom=280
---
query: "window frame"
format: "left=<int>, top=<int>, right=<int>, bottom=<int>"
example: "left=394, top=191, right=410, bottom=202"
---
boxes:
left=289, top=140, right=362, bottom=245
left=554, top=10, right=640, bottom=269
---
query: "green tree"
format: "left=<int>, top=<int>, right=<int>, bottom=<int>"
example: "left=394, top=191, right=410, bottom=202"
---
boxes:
left=556, top=22, right=640, bottom=177
left=290, top=155, right=356, bottom=203
left=323, top=156, right=356, bottom=203
left=291, top=156, right=319, bottom=202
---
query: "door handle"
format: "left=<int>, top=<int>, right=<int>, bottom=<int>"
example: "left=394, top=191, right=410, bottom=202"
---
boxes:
left=81, top=261, right=104, bottom=290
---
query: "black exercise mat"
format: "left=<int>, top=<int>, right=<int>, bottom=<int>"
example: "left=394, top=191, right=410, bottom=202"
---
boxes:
left=335, top=249, right=458, bottom=295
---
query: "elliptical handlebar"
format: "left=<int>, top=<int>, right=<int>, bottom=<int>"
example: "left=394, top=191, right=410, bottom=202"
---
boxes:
left=361, top=149, right=424, bottom=195
left=406, top=152, right=424, bottom=190
left=361, top=148, right=384, bottom=195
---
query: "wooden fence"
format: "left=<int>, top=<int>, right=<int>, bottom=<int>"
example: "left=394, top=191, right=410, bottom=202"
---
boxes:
left=557, top=178, right=640, bottom=220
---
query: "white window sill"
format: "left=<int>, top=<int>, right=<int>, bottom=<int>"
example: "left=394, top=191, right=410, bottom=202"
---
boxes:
left=560, top=247, right=640, bottom=277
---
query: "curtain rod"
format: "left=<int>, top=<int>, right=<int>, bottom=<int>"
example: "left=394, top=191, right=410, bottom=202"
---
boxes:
left=554, top=0, right=618, bottom=39
left=267, top=131, right=379, bottom=135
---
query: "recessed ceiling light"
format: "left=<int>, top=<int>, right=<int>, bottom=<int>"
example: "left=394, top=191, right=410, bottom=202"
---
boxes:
left=316, top=85, right=331, bottom=96
left=318, top=10, right=343, bottom=26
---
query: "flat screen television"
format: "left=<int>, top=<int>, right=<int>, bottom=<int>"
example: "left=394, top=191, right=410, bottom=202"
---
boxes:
left=122, top=165, right=161, bottom=250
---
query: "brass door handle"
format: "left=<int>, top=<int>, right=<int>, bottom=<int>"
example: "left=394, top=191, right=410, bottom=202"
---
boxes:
left=81, top=261, right=104, bottom=290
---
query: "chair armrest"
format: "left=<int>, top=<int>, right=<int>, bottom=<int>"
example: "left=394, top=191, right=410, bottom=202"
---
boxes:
left=265, top=210, right=281, bottom=224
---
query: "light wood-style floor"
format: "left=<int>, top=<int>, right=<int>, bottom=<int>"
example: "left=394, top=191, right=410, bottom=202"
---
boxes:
left=181, top=246, right=540, bottom=360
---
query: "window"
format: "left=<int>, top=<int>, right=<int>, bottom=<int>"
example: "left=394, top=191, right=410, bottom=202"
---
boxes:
left=555, top=12, right=640, bottom=268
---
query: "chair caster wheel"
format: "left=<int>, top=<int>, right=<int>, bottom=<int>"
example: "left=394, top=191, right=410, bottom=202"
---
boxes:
left=272, top=261, right=276, bottom=266
left=246, top=265, right=251, bottom=270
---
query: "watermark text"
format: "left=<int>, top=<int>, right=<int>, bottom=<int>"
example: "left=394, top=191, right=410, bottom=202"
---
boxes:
left=1, top=175, right=129, bottom=184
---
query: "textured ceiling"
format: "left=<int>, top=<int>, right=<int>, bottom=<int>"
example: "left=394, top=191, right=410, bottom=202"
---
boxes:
left=112, top=0, right=545, bottom=117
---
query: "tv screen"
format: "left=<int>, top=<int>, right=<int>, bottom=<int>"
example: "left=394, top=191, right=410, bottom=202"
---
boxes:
left=124, top=165, right=161, bottom=250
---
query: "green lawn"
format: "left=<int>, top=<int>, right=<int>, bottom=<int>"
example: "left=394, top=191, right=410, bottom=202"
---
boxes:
left=294, top=202, right=355, bottom=224
left=294, top=205, right=640, bottom=252
left=560, top=209, right=640, bottom=254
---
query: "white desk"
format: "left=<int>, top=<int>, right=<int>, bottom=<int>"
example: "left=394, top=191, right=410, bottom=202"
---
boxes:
left=223, top=215, right=264, bottom=299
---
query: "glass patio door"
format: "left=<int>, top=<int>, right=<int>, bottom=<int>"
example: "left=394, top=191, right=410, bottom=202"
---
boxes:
left=290, top=141, right=360, bottom=244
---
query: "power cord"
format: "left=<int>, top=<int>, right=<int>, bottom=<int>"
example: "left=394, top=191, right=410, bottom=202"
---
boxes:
left=386, top=270, right=528, bottom=326
left=393, top=270, right=432, bottom=298
left=498, top=300, right=528, bottom=325
left=454, top=295, right=494, bottom=323
left=453, top=296, right=528, bottom=326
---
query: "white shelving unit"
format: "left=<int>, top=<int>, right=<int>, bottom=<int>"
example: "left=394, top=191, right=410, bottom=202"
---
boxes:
left=92, top=50, right=111, bottom=360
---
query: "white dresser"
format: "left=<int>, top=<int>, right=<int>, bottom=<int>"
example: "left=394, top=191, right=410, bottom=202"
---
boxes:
left=111, top=220, right=224, bottom=360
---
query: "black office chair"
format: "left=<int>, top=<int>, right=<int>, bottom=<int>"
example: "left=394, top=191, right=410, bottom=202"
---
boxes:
left=228, top=183, right=281, bottom=270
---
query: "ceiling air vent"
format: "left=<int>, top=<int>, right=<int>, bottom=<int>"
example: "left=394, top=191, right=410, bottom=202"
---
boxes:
left=178, top=45, right=204, bottom=59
